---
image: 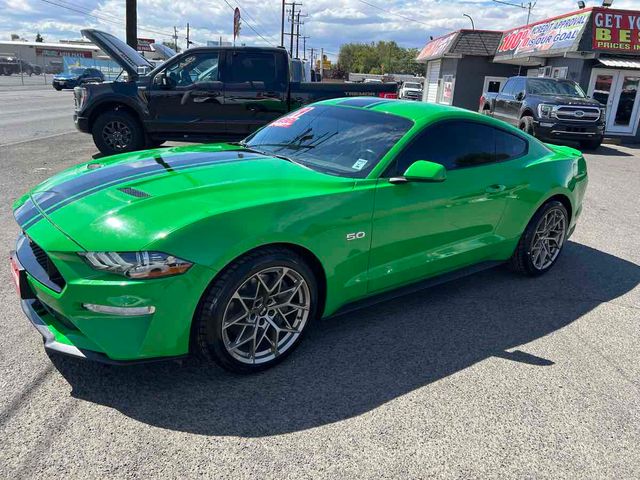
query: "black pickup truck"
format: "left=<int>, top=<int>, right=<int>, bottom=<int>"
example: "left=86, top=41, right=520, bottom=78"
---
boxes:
left=75, top=30, right=398, bottom=155
left=479, top=76, right=605, bottom=150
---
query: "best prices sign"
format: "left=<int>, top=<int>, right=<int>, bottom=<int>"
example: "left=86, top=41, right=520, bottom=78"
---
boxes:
left=592, top=8, right=640, bottom=52
left=495, top=10, right=590, bottom=60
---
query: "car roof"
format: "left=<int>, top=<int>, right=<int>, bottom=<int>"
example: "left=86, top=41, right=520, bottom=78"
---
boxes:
left=316, top=97, right=470, bottom=123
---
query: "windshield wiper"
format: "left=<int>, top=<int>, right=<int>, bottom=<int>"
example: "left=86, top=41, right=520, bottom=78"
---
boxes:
left=230, top=142, right=298, bottom=164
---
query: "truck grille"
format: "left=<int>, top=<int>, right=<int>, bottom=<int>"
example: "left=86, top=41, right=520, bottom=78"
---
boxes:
left=554, top=105, right=600, bottom=122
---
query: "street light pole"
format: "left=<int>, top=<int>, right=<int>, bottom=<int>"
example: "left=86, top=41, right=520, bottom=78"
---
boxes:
left=126, top=0, right=137, bottom=50
left=462, top=14, right=475, bottom=30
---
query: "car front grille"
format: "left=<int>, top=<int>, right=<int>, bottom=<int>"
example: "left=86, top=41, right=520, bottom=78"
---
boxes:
left=554, top=105, right=601, bottom=122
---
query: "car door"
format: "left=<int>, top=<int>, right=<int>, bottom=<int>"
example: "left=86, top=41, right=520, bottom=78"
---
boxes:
left=147, top=51, right=225, bottom=135
left=221, top=50, right=289, bottom=137
left=507, top=77, right=526, bottom=121
left=368, top=119, right=521, bottom=294
left=494, top=78, right=515, bottom=122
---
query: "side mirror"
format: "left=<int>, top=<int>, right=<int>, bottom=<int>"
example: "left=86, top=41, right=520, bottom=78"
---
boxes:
left=390, top=160, right=446, bottom=184
left=154, top=72, right=170, bottom=87
left=515, top=91, right=525, bottom=101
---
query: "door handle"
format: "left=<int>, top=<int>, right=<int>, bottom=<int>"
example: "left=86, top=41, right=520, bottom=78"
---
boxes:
left=486, top=184, right=506, bottom=193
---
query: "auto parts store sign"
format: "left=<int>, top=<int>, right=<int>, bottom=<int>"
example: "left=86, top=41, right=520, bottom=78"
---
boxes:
left=495, top=10, right=590, bottom=60
left=592, top=8, right=640, bottom=52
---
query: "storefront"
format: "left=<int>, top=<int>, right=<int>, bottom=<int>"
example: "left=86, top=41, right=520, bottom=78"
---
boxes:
left=417, top=7, right=640, bottom=142
left=416, top=30, right=519, bottom=110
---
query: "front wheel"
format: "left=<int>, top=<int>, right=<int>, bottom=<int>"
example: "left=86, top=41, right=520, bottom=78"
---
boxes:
left=91, top=110, right=145, bottom=156
left=193, top=248, right=319, bottom=373
left=519, top=116, right=535, bottom=136
left=509, top=200, right=569, bottom=276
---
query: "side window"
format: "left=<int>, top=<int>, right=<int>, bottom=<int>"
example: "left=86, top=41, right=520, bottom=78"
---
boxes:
left=392, top=121, right=496, bottom=175
left=224, top=52, right=278, bottom=87
left=164, top=53, right=219, bottom=88
left=501, top=79, right=515, bottom=96
left=495, top=129, right=527, bottom=161
left=512, top=78, right=525, bottom=97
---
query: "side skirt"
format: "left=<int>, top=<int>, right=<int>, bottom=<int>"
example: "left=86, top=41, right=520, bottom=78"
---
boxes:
left=325, top=261, right=504, bottom=320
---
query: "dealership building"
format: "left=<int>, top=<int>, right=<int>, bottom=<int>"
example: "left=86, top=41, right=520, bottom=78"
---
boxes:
left=417, top=6, right=640, bottom=142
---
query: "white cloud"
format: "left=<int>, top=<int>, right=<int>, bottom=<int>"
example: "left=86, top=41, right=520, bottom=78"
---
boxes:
left=0, top=0, right=639, bottom=59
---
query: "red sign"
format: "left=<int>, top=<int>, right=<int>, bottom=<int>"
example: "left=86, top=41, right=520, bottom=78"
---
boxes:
left=416, top=32, right=457, bottom=61
left=137, top=37, right=155, bottom=52
left=271, top=107, right=314, bottom=127
left=592, top=8, right=640, bottom=53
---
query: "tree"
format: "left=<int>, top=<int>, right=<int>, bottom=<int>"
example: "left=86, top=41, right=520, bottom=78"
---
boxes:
left=338, top=41, right=424, bottom=75
left=35, top=32, right=44, bottom=43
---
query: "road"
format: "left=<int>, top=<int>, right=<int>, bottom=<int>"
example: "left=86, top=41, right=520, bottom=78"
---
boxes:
left=0, top=86, right=639, bottom=479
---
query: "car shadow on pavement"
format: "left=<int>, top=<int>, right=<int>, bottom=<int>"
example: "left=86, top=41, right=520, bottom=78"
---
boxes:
left=51, top=241, right=639, bottom=437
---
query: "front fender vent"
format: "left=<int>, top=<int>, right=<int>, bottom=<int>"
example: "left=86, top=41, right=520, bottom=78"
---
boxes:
left=118, top=187, right=151, bottom=198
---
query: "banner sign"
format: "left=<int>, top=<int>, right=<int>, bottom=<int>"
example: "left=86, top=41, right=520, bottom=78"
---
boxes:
left=592, top=8, right=640, bottom=52
left=137, top=37, right=155, bottom=52
left=416, top=32, right=457, bottom=61
left=36, top=48, right=93, bottom=58
left=233, top=7, right=241, bottom=41
left=495, top=10, right=590, bottom=60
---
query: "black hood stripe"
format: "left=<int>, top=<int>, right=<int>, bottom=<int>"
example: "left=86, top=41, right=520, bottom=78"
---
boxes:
left=15, top=150, right=263, bottom=230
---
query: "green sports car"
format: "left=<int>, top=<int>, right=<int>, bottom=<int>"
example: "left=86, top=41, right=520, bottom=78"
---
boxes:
left=11, top=98, right=588, bottom=372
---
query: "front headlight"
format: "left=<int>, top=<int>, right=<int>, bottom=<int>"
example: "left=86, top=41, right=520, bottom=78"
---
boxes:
left=537, top=104, right=554, bottom=118
left=78, top=251, right=193, bottom=279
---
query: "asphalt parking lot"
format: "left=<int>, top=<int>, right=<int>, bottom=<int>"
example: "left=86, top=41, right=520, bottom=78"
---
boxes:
left=0, top=86, right=639, bottom=479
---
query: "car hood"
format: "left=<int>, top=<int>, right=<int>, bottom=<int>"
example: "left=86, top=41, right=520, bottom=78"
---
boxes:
left=530, top=94, right=601, bottom=106
left=14, top=144, right=353, bottom=251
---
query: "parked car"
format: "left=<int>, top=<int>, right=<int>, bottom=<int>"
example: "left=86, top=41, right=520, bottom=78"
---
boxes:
left=0, top=57, right=41, bottom=76
left=479, top=76, right=605, bottom=150
left=11, top=98, right=587, bottom=372
left=73, top=29, right=398, bottom=156
left=52, top=67, right=105, bottom=90
left=399, top=81, right=423, bottom=100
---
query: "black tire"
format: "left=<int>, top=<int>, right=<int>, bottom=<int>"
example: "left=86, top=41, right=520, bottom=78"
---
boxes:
left=193, top=247, right=319, bottom=373
left=509, top=200, right=569, bottom=277
left=53, top=85, right=62, bottom=91
left=91, top=110, right=145, bottom=156
left=519, top=116, right=535, bottom=135
left=579, top=138, right=602, bottom=151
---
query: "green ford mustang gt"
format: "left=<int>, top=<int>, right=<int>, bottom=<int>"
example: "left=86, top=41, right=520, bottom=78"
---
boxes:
left=11, top=97, right=588, bottom=372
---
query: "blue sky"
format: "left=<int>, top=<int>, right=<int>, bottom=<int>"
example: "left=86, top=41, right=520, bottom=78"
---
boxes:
left=1, top=0, right=637, bottom=60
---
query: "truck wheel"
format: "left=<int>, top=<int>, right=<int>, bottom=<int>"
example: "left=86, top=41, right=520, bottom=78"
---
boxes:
left=519, top=116, right=535, bottom=135
left=579, top=138, right=602, bottom=151
left=193, top=247, right=318, bottom=373
left=92, top=110, right=145, bottom=156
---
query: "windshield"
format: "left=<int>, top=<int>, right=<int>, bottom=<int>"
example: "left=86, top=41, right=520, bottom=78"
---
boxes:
left=244, top=105, right=413, bottom=178
left=70, top=68, right=85, bottom=75
left=404, top=82, right=422, bottom=89
left=527, top=78, right=586, bottom=97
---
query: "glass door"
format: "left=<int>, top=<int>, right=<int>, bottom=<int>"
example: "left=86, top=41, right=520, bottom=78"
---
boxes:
left=608, top=74, right=640, bottom=134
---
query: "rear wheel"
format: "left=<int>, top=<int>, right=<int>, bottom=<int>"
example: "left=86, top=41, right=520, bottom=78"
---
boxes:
left=92, top=110, right=145, bottom=156
left=519, top=116, right=535, bottom=135
left=193, top=247, right=319, bottom=373
left=509, top=200, right=569, bottom=276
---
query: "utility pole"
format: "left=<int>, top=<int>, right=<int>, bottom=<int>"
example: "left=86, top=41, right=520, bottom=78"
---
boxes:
left=186, top=22, right=194, bottom=49
left=280, top=0, right=285, bottom=47
left=295, top=12, right=301, bottom=58
left=126, top=0, right=137, bottom=50
left=301, top=36, right=310, bottom=59
left=289, top=2, right=296, bottom=56
left=173, top=26, right=179, bottom=51
left=320, top=47, right=324, bottom=80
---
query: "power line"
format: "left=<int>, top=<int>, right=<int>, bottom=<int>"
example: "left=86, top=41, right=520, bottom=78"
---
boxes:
left=355, top=0, right=431, bottom=28
left=37, top=0, right=175, bottom=37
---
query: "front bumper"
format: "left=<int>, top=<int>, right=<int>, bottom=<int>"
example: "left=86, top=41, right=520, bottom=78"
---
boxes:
left=73, top=113, right=90, bottom=133
left=534, top=120, right=605, bottom=142
left=12, top=227, right=213, bottom=364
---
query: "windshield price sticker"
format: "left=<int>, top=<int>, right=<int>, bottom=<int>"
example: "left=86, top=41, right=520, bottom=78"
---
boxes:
left=352, top=159, right=368, bottom=171
left=272, top=107, right=315, bottom=127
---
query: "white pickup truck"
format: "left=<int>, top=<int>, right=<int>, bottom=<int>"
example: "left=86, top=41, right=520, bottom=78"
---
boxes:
left=399, top=81, right=423, bottom=101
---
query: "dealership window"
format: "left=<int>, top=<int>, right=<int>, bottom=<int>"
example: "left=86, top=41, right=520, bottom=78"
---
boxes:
left=552, top=67, right=568, bottom=79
